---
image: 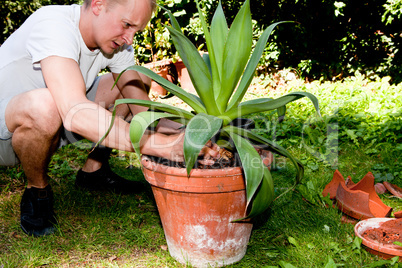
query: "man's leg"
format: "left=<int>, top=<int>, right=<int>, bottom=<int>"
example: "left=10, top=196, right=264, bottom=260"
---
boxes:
left=5, top=89, right=63, bottom=236
left=75, top=73, right=150, bottom=194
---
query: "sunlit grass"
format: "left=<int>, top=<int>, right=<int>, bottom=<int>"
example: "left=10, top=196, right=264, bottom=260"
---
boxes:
left=1, top=75, right=402, bottom=267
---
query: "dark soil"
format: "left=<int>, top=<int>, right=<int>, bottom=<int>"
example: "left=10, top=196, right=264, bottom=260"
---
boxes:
left=144, top=153, right=241, bottom=169
left=362, top=219, right=402, bottom=245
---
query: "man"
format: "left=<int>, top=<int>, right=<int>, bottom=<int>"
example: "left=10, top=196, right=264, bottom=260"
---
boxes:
left=0, top=0, right=217, bottom=237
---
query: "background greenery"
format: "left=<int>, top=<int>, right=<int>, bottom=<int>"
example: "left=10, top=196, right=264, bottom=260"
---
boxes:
left=1, top=0, right=401, bottom=83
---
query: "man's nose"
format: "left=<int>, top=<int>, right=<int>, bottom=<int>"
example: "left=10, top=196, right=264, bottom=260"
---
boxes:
left=122, top=29, right=136, bottom=45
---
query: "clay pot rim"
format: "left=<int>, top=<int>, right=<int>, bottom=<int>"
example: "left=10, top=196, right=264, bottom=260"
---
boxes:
left=355, top=218, right=402, bottom=257
left=141, top=156, right=246, bottom=193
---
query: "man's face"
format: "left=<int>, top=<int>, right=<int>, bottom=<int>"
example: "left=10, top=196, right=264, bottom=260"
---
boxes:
left=92, top=0, right=152, bottom=54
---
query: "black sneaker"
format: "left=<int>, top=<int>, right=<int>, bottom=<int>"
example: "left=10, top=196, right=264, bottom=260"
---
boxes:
left=20, top=185, right=56, bottom=237
left=75, top=163, right=144, bottom=194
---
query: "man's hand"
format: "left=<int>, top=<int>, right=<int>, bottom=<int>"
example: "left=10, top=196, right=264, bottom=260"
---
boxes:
left=141, top=131, right=220, bottom=165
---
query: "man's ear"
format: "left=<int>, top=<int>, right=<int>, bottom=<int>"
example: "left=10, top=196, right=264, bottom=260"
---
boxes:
left=91, top=0, right=104, bottom=16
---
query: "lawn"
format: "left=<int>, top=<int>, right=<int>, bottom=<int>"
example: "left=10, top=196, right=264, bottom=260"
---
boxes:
left=1, top=72, right=401, bottom=267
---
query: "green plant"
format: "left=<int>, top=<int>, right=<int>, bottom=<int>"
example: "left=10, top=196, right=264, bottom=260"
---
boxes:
left=101, top=0, right=320, bottom=219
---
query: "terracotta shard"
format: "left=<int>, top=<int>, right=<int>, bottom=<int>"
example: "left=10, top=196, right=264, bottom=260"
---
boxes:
left=394, top=211, right=402, bottom=218
left=336, top=172, right=392, bottom=220
left=345, top=176, right=356, bottom=187
left=322, top=170, right=346, bottom=199
left=375, top=183, right=388, bottom=195
left=383, top=181, right=402, bottom=198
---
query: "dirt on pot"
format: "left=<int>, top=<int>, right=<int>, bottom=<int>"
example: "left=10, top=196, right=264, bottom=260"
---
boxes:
left=362, top=218, right=402, bottom=245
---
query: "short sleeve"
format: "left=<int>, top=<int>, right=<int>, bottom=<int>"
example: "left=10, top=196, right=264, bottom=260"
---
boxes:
left=27, top=17, right=80, bottom=66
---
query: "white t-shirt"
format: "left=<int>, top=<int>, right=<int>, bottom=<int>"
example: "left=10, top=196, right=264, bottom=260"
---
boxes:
left=0, top=4, right=135, bottom=139
left=0, top=4, right=135, bottom=99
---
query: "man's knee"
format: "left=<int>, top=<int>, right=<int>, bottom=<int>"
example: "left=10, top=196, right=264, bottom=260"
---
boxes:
left=6, top=89, right=62, bottom=136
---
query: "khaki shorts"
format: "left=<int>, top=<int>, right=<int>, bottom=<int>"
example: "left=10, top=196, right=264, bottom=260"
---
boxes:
left=0, top=76, right=101, bottom=166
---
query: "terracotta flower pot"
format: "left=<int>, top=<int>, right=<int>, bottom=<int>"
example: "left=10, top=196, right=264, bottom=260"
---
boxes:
left=174, top=59, right=196, bottom=94
left=144, top=59, right=175, bottom=97
left=141, top=156, right=254, bottom=267
left=355, top=218, right=402, bottom=260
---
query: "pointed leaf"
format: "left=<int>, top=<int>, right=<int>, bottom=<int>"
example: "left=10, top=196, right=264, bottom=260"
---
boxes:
left=195, top=0, right=221, bottom=108
left=130, top=111, right=181, bottom=159
left=224, top=125, right=304, bottom=194
left=159, top=5, right=181, bottom=31
left=210, top=1, right=228, bottom=94
left=117, top=65, right=207, bottom=114
left=228, top=22, right=289, bottom=109
left=223, top=92, right=321, bottom=123
left=167, top=26, right=220, bottom=115
left=184, top=113, right=222, bottom=174
left=244, top=167, right=275, bottom=219
left=228, top=132, right=264, bottom=205
left=217, top=0, right=252, bottom=111
left=114, top=98, right=194, bottom=120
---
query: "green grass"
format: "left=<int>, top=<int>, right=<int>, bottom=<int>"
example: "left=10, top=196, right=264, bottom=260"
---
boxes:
left=1, top=74, right=402, bottom=267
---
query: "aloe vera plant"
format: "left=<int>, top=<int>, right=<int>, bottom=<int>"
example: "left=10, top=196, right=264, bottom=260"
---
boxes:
left=103, top=0, right=320, bottom=219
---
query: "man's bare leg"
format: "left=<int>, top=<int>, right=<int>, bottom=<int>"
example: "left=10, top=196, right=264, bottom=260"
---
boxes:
left=5, top=88, right=63, bottom=236
left=76, top=72, right=150, bottom=193
left=6, top=89, right=63, bottom=187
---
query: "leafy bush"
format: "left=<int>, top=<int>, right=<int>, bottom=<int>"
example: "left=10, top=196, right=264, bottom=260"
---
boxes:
left=3, top=0, right=401, bottom=82
left=0, top=0, right=79, bottom=45
left=250, top=73, right=402, bottom=182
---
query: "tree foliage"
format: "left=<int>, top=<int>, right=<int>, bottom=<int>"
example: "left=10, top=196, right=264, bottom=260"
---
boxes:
left=2, top=0, right=401, bottom=83
left=0, top=0, right=79, bottom=45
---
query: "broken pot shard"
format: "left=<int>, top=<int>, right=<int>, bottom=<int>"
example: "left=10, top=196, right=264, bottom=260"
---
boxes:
left=336, top=172, right=392, bottom=220
left=383, top=181, right=402, bottom=198
left=322, top=169, right=346, bottom=199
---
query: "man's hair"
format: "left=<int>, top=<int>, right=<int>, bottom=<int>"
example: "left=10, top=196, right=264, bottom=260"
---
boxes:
left=83, top=0, right=156, bottom=12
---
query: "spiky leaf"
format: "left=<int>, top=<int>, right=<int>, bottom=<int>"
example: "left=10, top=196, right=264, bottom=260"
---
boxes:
left=217, top=0, right=252, bottom=111
left=184, top=113, right=223, bottom=174
left=130, top=111, right=181, bottom=159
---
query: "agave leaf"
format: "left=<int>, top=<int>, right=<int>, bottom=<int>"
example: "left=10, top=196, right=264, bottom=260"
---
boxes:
left=159, top=5, right=181, bottom=31
left=184, top=113, right=222, bottom=175
left=210, top=0, right=228, bottom=95
left=96, top=98, right=191, bottom=148
left=225, top=125, right=304, bottom=192
left=117, top=65, right=207, bottom=114
left=167, top=26, right=220, bottom=115
left=223, top=92, right=321, bottom=123
left=242, top=167, right=275, bottom=219
left=114, top=98, right=194, bottom=120
left=227, top=132, right=264, bottom=206
left=202, top=53, right=212, bottom=75
left=228, top=22, right=289, bottom=110
left=194, top=0, right=221, bottom=106
left=130, top=111, right=181, bottom=159
left=277, top=105, right=286, bottom=122
left=217, top=0, right=252, bottom=112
